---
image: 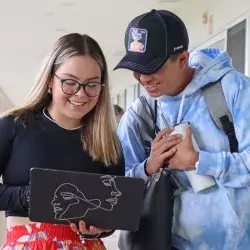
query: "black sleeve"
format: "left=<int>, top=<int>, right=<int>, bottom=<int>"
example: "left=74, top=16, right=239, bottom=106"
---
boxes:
left=102, top=153, right=125, bottom=176
left=0, top=116, right=29, bottom=211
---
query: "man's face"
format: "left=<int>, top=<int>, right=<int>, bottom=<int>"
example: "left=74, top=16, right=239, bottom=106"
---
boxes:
left=134, top=51, right=190, bottom=97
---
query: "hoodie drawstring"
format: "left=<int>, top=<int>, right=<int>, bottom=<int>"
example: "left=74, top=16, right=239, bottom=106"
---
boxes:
left=177, top=95, right=186, bottom=124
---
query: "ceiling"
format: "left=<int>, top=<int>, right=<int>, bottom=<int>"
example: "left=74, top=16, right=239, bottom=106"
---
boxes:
left=0, top=0, right=183, bottom=104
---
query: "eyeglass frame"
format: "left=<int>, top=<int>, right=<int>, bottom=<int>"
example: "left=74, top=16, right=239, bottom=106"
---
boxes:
left=54, top=74, right=105, bottom=97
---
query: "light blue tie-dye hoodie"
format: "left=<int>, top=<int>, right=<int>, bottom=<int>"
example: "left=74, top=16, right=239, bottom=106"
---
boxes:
left=117, top=48, right=250, bottom=250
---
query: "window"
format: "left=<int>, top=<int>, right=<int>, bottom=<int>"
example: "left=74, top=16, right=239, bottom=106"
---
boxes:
left=126, top=85, right=135, bottom=110
left=112, top=95, right=118, bottom=105
left=208, top=38, right=225, bottom=50
left=118, top=91, right=126, bottom=110
left=138, top=83, right=149, bottom=97
left=227, top=20, right=246, bottom=73
left=134, top=83, right=139, bottom=99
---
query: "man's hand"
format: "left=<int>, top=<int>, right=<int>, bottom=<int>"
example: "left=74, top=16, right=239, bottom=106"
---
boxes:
left=168, top=126, right=199, bottom=171
left=145, top=127, right=182, bottom=175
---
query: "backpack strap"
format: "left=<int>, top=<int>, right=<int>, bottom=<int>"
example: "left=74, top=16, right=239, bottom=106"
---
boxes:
left=129, top=96, right=158, bottom=157
left=202, top=80, right=239, bottom=153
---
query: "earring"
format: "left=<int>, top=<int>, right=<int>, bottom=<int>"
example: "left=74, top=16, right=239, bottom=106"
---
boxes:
left=48, top=87, right=52, bottom=94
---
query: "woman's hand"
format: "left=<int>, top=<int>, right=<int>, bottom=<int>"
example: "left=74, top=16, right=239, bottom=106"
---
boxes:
left=70, top=220, right=112, bottom=236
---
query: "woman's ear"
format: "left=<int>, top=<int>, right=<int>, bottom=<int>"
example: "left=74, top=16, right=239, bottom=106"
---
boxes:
left=48, top=85, right=52, bottom=94
left=48, top=77, right=54, bottom=93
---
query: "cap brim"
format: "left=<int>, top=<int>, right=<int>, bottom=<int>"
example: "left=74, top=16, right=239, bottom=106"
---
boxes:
left=114, top=54, right=168, bottom=75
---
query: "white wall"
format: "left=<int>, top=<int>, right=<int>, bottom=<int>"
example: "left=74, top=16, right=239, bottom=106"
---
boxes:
left=176, top=0, right=250, bottom=48
left=0, top=87, right=13, bottom=114
left=114, top=0, right=250, bottom=101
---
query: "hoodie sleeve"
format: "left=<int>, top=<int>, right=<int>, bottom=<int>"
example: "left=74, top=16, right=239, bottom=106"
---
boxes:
left=196, top=73, right=250, bottom=188
left=117, top=111, right=149, bottom=183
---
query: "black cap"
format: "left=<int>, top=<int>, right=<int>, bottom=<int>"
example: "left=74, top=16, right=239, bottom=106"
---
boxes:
left=114, top=9, right=189, bottom=75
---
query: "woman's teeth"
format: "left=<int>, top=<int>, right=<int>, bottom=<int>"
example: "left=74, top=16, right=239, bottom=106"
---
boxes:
left=69, top=100, right=84, bottom=106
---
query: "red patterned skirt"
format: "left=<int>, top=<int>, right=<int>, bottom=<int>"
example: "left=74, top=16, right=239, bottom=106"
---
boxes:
left=0, top=223, right=106, bottom=250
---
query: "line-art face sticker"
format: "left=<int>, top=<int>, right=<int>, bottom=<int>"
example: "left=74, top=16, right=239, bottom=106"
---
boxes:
left=51, top=175, right=122, bottom=222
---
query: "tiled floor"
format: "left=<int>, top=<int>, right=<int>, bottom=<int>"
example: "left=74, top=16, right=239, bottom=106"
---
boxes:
left=103, top=230, right=120, bottom=250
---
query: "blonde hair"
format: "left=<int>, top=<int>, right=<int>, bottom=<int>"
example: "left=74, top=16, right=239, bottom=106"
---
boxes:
left=1, top=33, right=121, bottom=165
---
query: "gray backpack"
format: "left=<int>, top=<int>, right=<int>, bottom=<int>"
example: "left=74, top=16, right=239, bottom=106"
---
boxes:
left=129, top=80, right=238, bottom=153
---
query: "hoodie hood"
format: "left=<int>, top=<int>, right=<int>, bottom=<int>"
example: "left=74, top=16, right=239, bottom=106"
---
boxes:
left=161, top=48, right=234, bottom=100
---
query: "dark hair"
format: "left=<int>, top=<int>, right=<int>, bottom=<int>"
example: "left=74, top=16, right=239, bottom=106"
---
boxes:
left=114, top=104, right=124, bottom=122
left=169, top=50, right=186, bottom=61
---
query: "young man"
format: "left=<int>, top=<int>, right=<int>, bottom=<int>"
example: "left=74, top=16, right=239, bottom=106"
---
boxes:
left=114, top=9, right=250, bottom=250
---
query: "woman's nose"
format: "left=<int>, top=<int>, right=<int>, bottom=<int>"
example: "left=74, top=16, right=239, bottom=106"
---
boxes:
left=75, top=85, right=87, bottom=97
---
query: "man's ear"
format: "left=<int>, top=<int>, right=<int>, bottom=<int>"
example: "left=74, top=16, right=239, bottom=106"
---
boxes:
left=178, top=51, right=189, bottom=68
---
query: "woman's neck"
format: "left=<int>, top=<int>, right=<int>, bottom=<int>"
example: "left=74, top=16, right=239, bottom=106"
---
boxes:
left=47, top=105, right=81, bottom=130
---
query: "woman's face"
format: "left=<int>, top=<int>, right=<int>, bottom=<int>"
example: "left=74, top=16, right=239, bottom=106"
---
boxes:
left=49, top=55, right=102, bottom=127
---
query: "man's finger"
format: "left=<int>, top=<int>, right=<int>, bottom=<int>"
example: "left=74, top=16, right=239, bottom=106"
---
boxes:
left=158, top=139, right=182, bottom=154
left=185, top=125, right=193, bottom=142
left=154, top=127, right=174, bottom=143
left=160, top=147, right=177, bottom=161
left=154, top=133, right=181, bottom=150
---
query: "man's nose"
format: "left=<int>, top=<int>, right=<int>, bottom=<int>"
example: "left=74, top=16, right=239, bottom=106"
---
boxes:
left=139, top=74, right=153, bottom=84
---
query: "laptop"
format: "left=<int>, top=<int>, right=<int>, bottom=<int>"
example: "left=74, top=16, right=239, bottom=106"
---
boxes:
left=29, top=168, right=145, bottom=232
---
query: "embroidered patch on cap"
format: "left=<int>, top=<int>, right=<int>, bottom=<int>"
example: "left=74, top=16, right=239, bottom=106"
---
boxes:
left=128, top=28, right=148, bottom=53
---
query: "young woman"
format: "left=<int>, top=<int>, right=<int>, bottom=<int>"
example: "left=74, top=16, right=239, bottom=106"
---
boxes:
left=0, top=33, right=124, bottom=250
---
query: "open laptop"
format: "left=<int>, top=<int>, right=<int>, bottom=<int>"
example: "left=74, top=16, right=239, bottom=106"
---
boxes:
left=29, top=168, right=145, bottom=232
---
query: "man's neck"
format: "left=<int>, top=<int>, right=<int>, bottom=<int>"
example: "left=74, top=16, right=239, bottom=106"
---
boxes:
left=175, top=67, right=195, bottom=95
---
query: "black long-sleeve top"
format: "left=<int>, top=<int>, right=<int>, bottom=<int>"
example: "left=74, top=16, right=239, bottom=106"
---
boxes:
left=0, top=110, right=125, bottom=219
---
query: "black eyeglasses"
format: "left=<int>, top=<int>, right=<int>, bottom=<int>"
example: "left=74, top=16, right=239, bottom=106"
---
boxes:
left=54, top=74, right=105, bottom=97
